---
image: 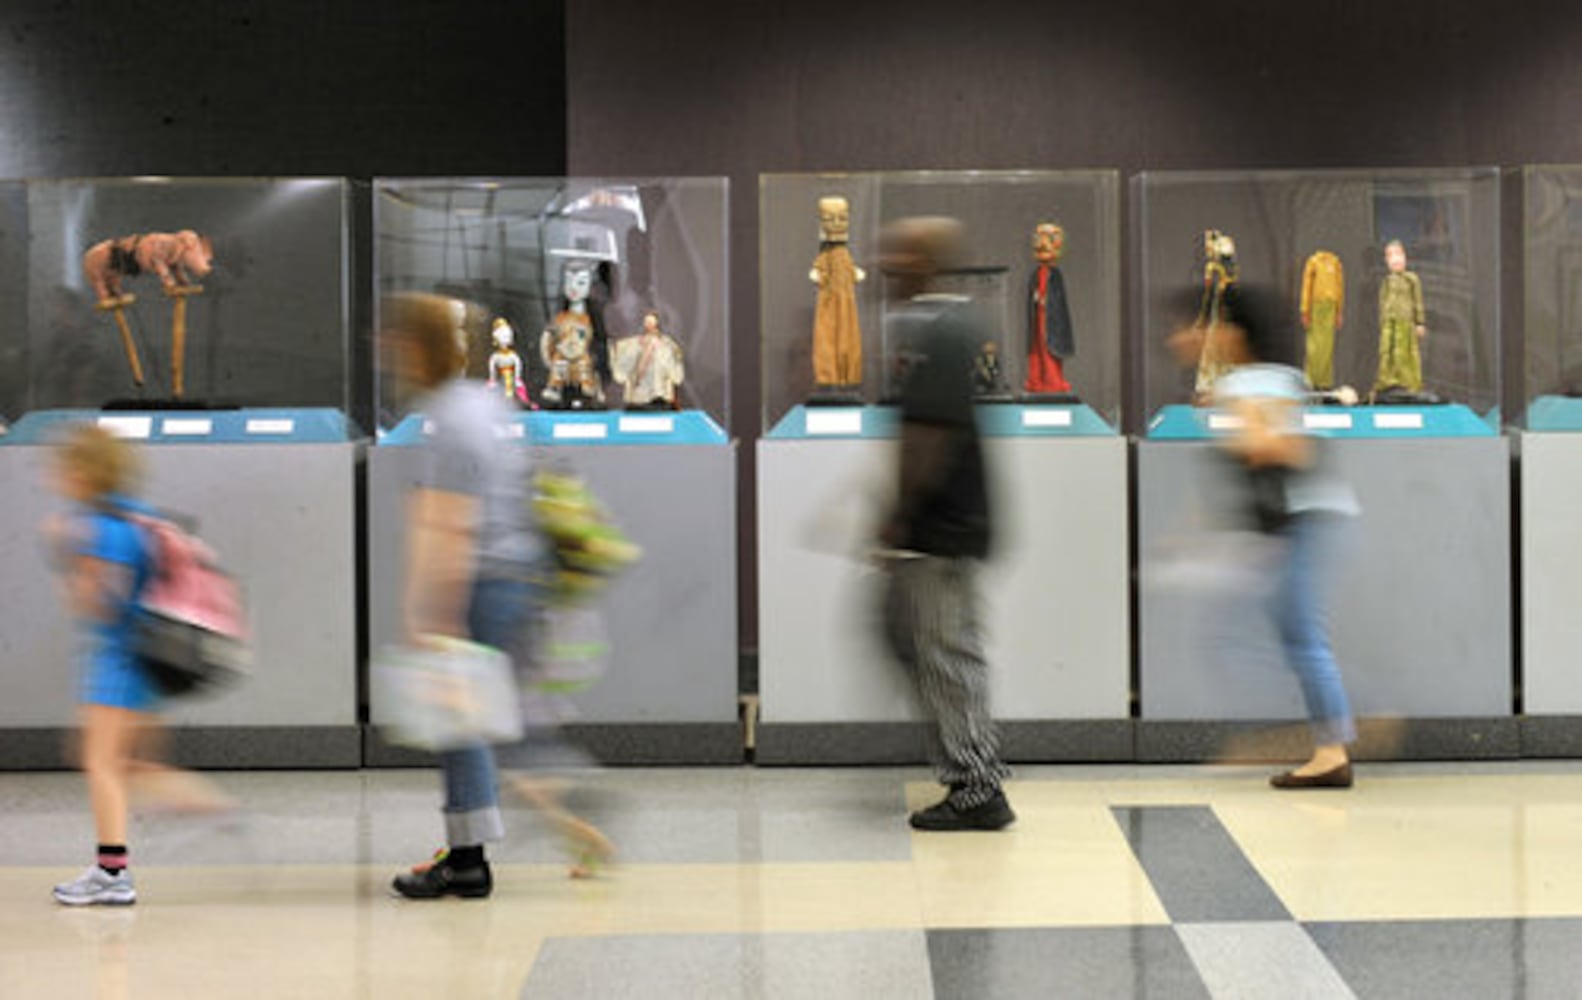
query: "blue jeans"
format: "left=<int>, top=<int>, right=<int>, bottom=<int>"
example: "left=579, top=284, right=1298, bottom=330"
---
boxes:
left=1270, top=514, right=1355, bottom=746
left=438, top=575, right=532, bottom=847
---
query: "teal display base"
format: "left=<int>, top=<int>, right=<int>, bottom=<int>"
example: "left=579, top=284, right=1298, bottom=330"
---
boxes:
left=1525, top=395, right=1582, bottom=432
left=765, top=402, right=1116, bottom=440
left=1147, top=403, right=1496, bottom=440
left=379, top=409, right=729, bottom=447
left=2, top=408, right=354, bottom=445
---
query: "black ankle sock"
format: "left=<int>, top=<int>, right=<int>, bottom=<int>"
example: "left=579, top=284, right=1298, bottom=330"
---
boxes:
left=97, top=843, right=128, bottom=875
left=446, top=845, right=485, bottom=869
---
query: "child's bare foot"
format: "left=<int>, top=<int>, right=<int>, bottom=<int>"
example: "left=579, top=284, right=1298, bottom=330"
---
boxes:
left=559, top=816, right=614, bottom=879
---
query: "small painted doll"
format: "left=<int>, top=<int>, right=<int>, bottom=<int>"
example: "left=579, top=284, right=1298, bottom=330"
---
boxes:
left=1024, top=222, right=1075, bottom=394
left=487, top=318, right=529, bottom=404
left=540, top=261, right=605, bottom=407
left=1193, top=229, right=1239, bottom=402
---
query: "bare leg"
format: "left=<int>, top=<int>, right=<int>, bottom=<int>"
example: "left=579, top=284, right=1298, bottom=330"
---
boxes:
left=80, top=705, right=143, bottom=845
left=126, top=720, right=235, bottom=814
left=504, top=771, right=614, bottom=878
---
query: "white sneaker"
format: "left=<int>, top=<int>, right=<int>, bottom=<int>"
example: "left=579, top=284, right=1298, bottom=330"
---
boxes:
left=53, top=866, right=137, bottom=906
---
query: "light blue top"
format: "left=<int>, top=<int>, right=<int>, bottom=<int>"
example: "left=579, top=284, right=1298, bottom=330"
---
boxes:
left=1213, top=364, right=1359, bottom=517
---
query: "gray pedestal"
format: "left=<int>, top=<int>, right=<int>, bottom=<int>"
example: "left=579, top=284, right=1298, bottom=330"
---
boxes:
left=1137, top=437, right=1513, bottom=760
left=756, top=434, right=1131, bottom=763
left=0, top=444, right=360, bottom=768
left=1518, top=432, right=1582, bottom=754
left=366, top=442, right=740, bottom=765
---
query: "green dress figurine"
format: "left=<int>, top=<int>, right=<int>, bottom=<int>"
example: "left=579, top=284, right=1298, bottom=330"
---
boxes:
left=1374, top=240, right=1426, bottom=393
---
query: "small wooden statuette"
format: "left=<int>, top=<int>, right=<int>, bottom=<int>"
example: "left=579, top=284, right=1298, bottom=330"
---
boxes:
left=809, top=195, right=865, bottom=398
left=83, top=230, right=214, bottom=399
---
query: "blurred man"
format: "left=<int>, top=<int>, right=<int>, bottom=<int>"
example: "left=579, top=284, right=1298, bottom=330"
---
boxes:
left=877, top=217, right=1014, bottom=831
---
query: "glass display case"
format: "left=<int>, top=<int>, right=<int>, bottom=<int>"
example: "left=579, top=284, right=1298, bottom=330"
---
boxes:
left=1521, top=165, right=1582, bottom=429
left=760, top=170, right=1122, bottom=435
left=1135, top=168, right=1501, bottom=436
left=1517, top=166, right=1582, bottom=720
left=0, top=177, right=353, bottom=430
left=374, top=177, right=729, bottom=441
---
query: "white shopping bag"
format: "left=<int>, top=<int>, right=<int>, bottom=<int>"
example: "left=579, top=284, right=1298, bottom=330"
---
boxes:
left=374, top=635, right=525, bottom=750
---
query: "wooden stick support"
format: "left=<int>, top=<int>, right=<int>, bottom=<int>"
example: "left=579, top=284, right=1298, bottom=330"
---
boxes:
left=168, top=285, right=202, bottom=399
left=111, top=306, right=145, bottom=386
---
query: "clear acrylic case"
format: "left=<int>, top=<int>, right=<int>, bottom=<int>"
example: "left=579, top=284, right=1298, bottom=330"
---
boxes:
left=760, top=170, right=1122, bottom=434
left=1135, top=168, right=1501, bottom=433
left=374, top=177, right=729, bottom=436
left=1521, top=165, right=1582, bottom=429
left=0, top=177, right=352, bottom=422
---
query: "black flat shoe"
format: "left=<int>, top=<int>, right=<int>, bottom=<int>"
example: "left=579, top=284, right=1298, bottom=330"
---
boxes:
left=392, top=859, right=493, bottom=899
left=1270, top=763, right=1353, bottom=789
left=909, top=790, right=1016, bottom=831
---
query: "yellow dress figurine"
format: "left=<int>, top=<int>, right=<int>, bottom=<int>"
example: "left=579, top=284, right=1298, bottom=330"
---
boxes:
left=1300, top=250, right=1345, bottom=391
left=1373, top=240, right=1426, bottom=394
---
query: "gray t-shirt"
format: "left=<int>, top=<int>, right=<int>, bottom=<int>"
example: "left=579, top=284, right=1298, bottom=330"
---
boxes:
left=416, top=379, right=540, bottom=576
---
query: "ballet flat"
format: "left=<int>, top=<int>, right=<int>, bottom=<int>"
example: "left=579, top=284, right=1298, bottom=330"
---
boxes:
left=1269, top=763, right=1353, bottom=789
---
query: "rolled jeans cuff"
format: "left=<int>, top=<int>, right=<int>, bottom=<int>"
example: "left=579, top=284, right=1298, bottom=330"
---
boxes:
left=1310, top=716, right=1356, bottom=747
left=445, top=806, right=505, bottom=846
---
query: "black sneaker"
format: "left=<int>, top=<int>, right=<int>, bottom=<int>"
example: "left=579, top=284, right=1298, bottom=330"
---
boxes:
left=909, top=790, right=1016, bottom=831
left=392, top=854, right=493, bottom=899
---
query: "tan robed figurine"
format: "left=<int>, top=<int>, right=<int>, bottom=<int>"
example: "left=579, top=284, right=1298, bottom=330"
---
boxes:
left=809, top=196, right=865, bottom=390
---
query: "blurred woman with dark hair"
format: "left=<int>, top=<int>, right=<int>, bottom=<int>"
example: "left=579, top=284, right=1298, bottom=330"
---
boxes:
left=1168, top=285, right=1360, bottom=788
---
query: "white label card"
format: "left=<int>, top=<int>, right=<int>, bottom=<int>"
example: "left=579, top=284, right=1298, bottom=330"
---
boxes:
left=1022, top=409, right=1073, bottom=428
left=1207, top=414, right=1245, bottom=431
left=1373, top=412, right=1424, bottom=430
left=806, top=410, right=863, bottom=435
left=552, top=422, right=609, bottom=440
left=1305, top=413, right=1353, bottom=430
left=161, top=418, right=214, bottom=436
left=97, top=416, right=152, bottom=439
left=619, top=416, right=675, bottom=434
left=245, top=418, right=295, bottom=435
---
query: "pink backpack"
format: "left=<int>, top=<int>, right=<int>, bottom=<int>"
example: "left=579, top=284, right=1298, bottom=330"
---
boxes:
left=130, top=512, right=251, bottom=697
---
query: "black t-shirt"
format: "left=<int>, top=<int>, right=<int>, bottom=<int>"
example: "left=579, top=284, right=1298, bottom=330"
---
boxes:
left=894, top=295, right=992, bottom=559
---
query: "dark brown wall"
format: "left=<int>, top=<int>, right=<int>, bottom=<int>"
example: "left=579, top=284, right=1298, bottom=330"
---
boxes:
left=566, top=0, right=1582, bottom=657
left=0, top=0, right=567, bottom=426
left=0, top=0, right=567, bottom=178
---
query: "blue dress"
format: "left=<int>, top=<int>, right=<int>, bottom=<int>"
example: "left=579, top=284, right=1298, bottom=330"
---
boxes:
left=71, top=498, right=157, bottom=711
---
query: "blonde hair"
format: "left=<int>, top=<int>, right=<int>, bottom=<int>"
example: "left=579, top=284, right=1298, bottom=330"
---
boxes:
left=384, top=292, right=467, bottom=388
left=57, top=424, right=142, bottom=499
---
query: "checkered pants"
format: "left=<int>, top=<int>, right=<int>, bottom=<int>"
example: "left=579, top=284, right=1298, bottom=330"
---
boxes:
left=881, top=555, right=1010, bottom=808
